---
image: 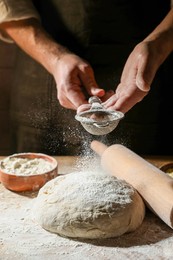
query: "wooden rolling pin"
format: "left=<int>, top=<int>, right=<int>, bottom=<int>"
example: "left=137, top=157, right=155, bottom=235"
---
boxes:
left=91, top=140, right=173, bottom=229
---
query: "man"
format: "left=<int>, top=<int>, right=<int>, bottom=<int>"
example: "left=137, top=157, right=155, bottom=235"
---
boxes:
left=0, top=0, right=173, bottom=155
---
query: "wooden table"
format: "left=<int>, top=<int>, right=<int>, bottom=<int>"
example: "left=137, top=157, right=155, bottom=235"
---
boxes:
left=0, top=155, right=173, bottom=260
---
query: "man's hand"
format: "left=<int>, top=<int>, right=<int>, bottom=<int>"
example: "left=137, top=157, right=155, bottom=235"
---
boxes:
left=52, top=53, right=105, bottom=110
left=1, top=8, right=172, bottom=112
left=0, top=18, right=106, bottom=110
left=103, top=8, right=173, bottom=113
left=103, top=41, right=157, bottom=113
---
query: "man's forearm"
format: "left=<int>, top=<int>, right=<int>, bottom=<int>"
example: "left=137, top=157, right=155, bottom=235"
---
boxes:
left=0, top=18, right=69, bottom=75
left=1, top=8, right=173, bottom=77
left=143, top=8, right=173, bottom=61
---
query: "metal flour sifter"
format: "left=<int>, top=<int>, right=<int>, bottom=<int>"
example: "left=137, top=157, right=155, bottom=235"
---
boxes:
left=75, top=96, right=124, bottom=135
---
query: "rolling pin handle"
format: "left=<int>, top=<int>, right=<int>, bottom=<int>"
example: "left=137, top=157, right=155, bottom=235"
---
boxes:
left=90, top=140, right=173, bottom=229
left=91, top=140, right=107, bottom=156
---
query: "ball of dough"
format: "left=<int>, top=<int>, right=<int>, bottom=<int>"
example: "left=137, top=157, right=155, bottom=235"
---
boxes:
left=33, top=171, right=145, bottom=239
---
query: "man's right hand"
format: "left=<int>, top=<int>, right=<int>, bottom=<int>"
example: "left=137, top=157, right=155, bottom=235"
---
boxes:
left=52, top=53, right=105, bottom=110
left=0, top=18, right=106, bottom=110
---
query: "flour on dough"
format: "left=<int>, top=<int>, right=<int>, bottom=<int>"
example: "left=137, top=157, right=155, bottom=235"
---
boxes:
left=32, top=171, right=145, bottom=239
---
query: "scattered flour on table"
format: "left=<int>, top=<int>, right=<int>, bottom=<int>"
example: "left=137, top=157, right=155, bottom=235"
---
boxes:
left=0, top=189, right=173, bottom=260
left=0, top=157, right=54, bottom=176
left=1, top=160, right=173, bottom=259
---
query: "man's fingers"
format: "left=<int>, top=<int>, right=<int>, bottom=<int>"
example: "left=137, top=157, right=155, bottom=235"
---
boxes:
left=57, top=83, right=88, bottom=110
left=90, top=87, right=105, bottom=97
left=136, top=56, right=157, bottom=92
left=78, top=68, right=105, bottom=98
left=103, top=94, right=118, bottom=108
left=77, top=103, right=91, bottom=114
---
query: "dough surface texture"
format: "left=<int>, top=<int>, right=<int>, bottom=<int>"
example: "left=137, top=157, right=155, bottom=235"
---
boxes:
left=33, top=171, right=145, bottom=239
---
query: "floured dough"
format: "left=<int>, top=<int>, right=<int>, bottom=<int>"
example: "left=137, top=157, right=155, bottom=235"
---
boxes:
left=33, top=171, right=145, bottom=239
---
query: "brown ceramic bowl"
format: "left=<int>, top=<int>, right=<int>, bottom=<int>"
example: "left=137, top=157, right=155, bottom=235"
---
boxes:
left=160, top=162, right=173, bottom=178
left=0, top=153, right=58, bottom=192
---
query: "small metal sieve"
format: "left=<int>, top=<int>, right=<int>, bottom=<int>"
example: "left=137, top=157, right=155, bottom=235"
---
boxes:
left=75, top=96, right=124, bottom=135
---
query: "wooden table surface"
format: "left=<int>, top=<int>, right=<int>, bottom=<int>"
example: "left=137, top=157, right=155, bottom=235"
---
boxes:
left=0, top=154, right=173, bottom=173
left=0, top=155, right=173, bottom=260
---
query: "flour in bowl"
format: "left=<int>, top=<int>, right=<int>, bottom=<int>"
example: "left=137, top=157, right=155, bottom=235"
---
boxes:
left=0, top=156, right=54, bottom=176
